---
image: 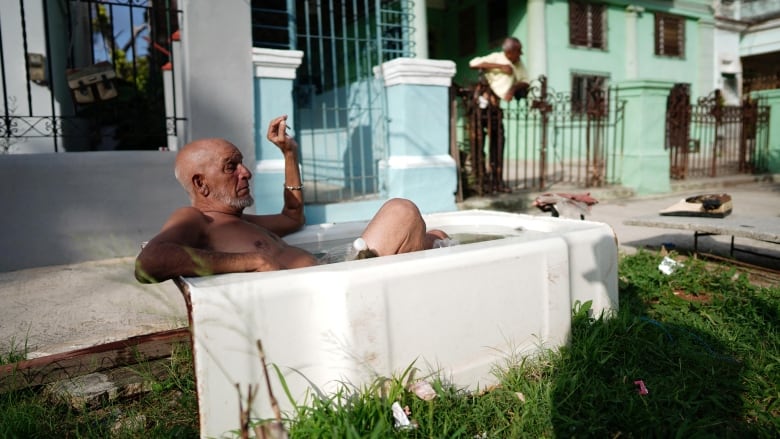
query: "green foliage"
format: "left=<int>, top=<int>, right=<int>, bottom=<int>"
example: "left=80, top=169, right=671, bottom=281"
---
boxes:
left=283, top=251, right=779, bottom=437
left=0, top=343, right=197, bottom=438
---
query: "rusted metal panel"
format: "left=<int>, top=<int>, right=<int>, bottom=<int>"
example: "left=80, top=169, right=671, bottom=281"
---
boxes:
left=667, top=87, right=771, bottom=180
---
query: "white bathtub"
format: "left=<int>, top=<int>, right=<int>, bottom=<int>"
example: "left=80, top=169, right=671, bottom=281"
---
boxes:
left=177, top=210, right=618, bottom=438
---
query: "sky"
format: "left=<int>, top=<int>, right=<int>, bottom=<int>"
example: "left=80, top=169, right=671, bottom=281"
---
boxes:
left=92, top=2, right=151, bottom=62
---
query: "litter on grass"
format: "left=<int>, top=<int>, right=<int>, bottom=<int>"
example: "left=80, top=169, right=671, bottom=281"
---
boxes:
left=391, top=401, right=416, bottom=430
left=634, top=380, right=649, bottom=395
left=409, top=381, right=437, bottom=401
left=658, top=256, right=683, bottom=275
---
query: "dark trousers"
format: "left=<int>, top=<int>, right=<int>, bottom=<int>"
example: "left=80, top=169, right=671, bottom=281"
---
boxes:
left=473, top=101, right=507, bottom=194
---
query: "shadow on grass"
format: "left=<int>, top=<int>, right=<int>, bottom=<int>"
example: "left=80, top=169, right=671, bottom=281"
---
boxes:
left=549, top=250, right=778, bottom=437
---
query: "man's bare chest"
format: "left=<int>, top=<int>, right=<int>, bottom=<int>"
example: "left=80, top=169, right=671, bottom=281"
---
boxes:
left=205, top=218, right=286, bottom=254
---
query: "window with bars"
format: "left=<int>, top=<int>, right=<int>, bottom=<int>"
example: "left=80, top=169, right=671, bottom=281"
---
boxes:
left=571, top=73, right=608, bottom=114
left=654, top=13, right=685, bottom=58
left=569, top=1, right=606, bottom=50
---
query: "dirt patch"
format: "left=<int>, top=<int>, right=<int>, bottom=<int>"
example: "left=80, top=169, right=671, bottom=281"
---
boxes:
left=672, top=290, right=712, bottom=303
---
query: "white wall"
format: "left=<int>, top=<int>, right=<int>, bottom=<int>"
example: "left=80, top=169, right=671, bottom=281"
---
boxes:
left=0, top=152, right=188, bottom=271
left=179, top=0, right=255, bottom=162
left=714, top=21, right=745, bottom=104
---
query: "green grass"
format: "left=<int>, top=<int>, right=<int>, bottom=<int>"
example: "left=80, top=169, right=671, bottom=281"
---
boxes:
left=282, top=251, right=779, bottom=438
left=1, top=251, right=778, bottom=437
left=0, top=344, right=198, bottom=438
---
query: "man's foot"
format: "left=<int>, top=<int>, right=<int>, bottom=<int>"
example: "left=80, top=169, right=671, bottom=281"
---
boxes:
left=355, top=248, right=379, bottom=259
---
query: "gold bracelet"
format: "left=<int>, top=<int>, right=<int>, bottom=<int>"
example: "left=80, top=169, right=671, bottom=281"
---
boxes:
left=284, top=184, right=304, bottom=191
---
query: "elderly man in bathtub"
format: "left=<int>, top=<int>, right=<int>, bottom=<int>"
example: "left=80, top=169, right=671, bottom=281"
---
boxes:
left=135, top=115, right=450, bottom=283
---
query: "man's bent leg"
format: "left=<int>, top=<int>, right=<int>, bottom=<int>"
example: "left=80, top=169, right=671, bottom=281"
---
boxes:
left=361, top=198, right=428, bottom=256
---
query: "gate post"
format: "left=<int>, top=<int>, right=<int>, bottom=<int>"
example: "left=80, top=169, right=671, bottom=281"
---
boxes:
left=374, top=58, right=458, bottom=213
left=616, top=79, right=676, bottom=195
left=751, top=89, right=780, bottom=174
left=251, top=48, right=304, bottom=214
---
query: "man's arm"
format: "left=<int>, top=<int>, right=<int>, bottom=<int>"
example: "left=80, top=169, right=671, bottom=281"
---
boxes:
left=469, top=61, right=513, bottom=76
left=135, top=207, right=280, bottom=283
left=505, top=81, right=530, bottom=101
left=242, top=115, right=306, bottom=237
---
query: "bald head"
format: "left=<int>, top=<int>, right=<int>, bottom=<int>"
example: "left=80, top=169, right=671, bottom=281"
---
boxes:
left=175, top=138, right=238, bottom=198
left=502, top=37, right=522, bottom=63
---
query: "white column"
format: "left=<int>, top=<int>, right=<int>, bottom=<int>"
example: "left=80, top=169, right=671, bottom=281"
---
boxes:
left=180, top=0, right=254, bottom=162
left=527, top=0, right=547, bottom=79
left=697, top=19, right=716, bottom=99
left=413, top=0, right=428, bottom=58
left=624, top=6, right=643, bottom=79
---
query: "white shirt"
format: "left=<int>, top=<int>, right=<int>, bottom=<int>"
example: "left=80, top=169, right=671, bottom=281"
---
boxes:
left=469, top=51, right=529, bottom=99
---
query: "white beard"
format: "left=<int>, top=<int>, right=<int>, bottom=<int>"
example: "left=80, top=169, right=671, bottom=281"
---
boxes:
left=213, top=187, right=254, bottom=210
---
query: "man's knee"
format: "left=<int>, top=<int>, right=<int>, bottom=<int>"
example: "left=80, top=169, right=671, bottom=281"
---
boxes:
left=381, top=198, right=421, bottom=218
left=374, top=198, right=426, bottom=233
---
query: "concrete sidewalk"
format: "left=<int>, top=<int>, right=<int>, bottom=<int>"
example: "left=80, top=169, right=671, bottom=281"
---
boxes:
left=1, top=179, right=778, bottom=358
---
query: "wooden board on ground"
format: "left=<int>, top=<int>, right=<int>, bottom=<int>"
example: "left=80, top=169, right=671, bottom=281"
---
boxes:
left=0, top=328, right=190, bottom=393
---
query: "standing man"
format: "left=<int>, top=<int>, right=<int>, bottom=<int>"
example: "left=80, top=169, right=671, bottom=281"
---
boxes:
left=469, top=37, right=530, bottom=193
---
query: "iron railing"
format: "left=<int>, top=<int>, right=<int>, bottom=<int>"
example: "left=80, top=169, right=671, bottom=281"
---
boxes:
left=452, top=75, right=626, bottom=197
left=666, top=87, right=771, bottom=179
left=252, top=0, right=415, bottom=204
left=1, top=0, right=183, bottom=153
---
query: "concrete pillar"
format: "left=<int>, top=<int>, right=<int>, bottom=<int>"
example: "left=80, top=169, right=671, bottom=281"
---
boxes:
left=374, top=58, right=458, bottom=213
left=413, top=0, right=428, bottom=58
left=616, top=80, right=676, bottom=195
left=752, top=89, right=780, bottom=174
left=696, top=19, right=716, bottom=100
left=180, top=0, right=254, bottom=161
left=251, top=48, right=304, bottom=214
left=624, top=6, right=643, bottom=79
left=526, top=0, right=547, bottom=78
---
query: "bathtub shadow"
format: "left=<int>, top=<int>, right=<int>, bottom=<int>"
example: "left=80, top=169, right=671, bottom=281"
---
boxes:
left=620, top=232, right=780, bottom=271
left=548, top=251, right=768, bottom=437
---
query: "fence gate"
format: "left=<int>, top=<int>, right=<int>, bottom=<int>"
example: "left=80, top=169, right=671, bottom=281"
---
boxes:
left=253, top=0, right=414, bottom=204
left=665, top=86, right=771, bottom=179
left=453, top=75, right=625, bottom=196
left=1, top=0, right=182, bottom=153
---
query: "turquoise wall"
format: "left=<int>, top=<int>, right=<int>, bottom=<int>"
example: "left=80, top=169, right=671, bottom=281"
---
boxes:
left=431, top=0, right=712, bottom=99
left=545, top=1, right=624, bottom=90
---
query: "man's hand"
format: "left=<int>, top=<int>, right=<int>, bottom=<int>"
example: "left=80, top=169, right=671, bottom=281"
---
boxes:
left=504, top=82, right=530, bottom=102
left=267, top=115, right=298, bottom=154
left=499, top=64, right=513, bottom=75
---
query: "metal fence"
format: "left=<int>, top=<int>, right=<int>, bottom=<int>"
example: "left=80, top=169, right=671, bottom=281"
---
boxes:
left=252, top=0, right=414, bottom=204
left=1, top=0, right=182, bottom=153
left=666, top=86, right=771, bottom=179
left=452, top=75, right=626, bottom=197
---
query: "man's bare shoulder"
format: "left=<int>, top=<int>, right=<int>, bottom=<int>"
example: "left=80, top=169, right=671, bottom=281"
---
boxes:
left=159, top=206, right=214, bottom=231
left=169, top=206, right=210, bottom=221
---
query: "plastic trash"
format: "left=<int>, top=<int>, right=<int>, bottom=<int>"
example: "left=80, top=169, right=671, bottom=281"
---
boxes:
left=658, top=256, right=683, bottom=275
left=409, top=381, right=437, bottom=401
left=391, top=401, right=414, bottom=429
left=634, top=380, right=649, bottom=395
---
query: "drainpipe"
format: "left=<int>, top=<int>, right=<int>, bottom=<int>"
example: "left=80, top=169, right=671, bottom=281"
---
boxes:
left=413, top=0, right=428, bottom=58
